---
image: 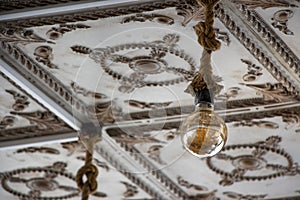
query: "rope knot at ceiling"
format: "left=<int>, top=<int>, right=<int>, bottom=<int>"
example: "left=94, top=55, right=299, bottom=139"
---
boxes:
left=76, top=151, right=98, bottom=200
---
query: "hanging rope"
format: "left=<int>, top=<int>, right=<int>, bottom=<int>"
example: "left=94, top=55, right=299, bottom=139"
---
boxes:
left=76, top=143, right=98, bottom=200
left=185, top=0, right=223, bottom=97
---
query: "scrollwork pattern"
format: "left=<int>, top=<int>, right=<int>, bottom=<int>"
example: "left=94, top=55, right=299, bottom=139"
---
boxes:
left=241, top=82, right=299, bottom=102
left=121, top=181, right=139, bottom=198
left=11, top=111, right=68, bottom=130
left=0, top=116, right=16, bottom=129
left=231, top=0, right=295, bottom=9
left=5, top=89, right=30, bottom=111
left=0, top=28, right=50, bottom=44
left=46, top=23, right=90, bottom=40
left=271, top=9, right=294, bottom=35
left=207, top=136, right=295, bottom=186
left=121, top=13, right=174, bottom=25
left=241, top=59, right=262, bottom=82
left=70, top=82, right=107, bottom=99
left=34, top=46, right=57, bottom=69
left=223, top=191, right=267, bottom=200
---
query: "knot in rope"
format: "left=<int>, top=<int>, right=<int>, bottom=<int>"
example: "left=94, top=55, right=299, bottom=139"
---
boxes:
left=185, top=0, right=223, bottom=96
left=194, top=0, right=221, bottom=51
left=76, top=151, right=98, bottom=200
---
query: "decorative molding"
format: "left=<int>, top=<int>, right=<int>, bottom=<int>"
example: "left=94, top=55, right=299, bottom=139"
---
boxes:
left=70, top=82, right=107, bottom=99
left=216, top=87, right=240, bottom=101
left=0, top=28, right=51, bottom=44
left=0, top=162, right=80, bottom=200
left=46, top=23, right=90, bottom=40
left=0, top=72, right=47, bottom=109
left=225, top=104, right=300, bottom=123
left=125, top=100, right=172, bottom=109
left=241, top=82, right=299, bottom=102
left=281, top=109, right=300, bottom=130
left=88, top=101, right=122, bottom=124
left=176, top=0, right=205, bottom=26
left=223, top=191, right=267, bottom=200
left=121, top=181, right=139, bottom=198
left=0, top=73, right=74, bottom=144
left=103, top=124, right=190, bottom=199
left=271, top=9, right=294, bottom=35
left=241, top=59, right=262, bottom=82
left=0, top=116, right=16, bottom=130
left=81, top=34, right=196, bottom=93
left=0, top=0, right=92, bottom=12
left=121, top=13, right=174, bottom=25
left=231, top=0, right=296, bottom=9
left=236, top=5, right=300, bottom=88
left=1, top=1, right=179, bottom=29
left=217, top=3, right=299, bottom=94
left=232, top=120, right=279, bottom=129
left=34, top=46, right=57, bottom=69
left=215, top=28, right=231, bottom=46
left=0, top=45, right=88, bottom=113
left=95, top=143, right=189, bottom=200
left=107, top=129, right=163, bottom=146
left=207, top=136, right=295, bottom=186
left=5, top=89, right=30, bottom=111
left=0, top=161, right=107, bottom=199
left=61, top=141, right=85, bottom=156
left=177, top=176, right=217, bottom=200
left=177, top=176, right=208, bottom=191
left=11, top=111, right=69, bottom=130
left=147, top=145, right=166, bottom=165
left=15, top=146, right=60, bottom=154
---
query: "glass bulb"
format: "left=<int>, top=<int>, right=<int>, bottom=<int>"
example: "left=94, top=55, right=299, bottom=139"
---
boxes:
left=180, top=102, right=227, bottom=158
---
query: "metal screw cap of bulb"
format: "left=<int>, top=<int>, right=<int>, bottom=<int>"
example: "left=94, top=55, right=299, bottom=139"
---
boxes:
left=180, top=89, right=227, bottom=158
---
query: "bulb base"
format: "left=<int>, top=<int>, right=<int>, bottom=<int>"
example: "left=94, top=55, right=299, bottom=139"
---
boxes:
left=194, top=88, right=215, bottom=105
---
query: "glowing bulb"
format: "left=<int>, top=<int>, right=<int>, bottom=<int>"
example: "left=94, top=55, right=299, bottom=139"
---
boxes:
left=180, top=101, right=227, bottom=158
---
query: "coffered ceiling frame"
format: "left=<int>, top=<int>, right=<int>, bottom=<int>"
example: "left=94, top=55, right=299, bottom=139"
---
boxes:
left=0, top=0, right=299, bottom=199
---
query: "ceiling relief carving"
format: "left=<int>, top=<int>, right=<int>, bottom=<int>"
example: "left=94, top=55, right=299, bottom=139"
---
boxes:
left=72, top=33, right=196, bottom=94
left=0, top=28, right=51, bottom=44
left=241, top=82, right=300, bottom=102
left=231, top=0, right=296, bottom=9
left=231, top=120, right=279, bottom=129
left=223, top=191, right=267, bottom=200
left=121, top=181, right=139, bottom=198
left=0, top=116, right=16, bottom=130
left=0, top=141, right=152, bottom=200
left=0, top=0, right=300, bottom=199
left=218, top=2, right=299, bottom=93
left=70, top=82, right=107, bottom=100
left=121, top=13, right=175, bottom=25
left=5, top=89, right=30, bottom=111
left=271, top=9, right=295, bottom=35
left=46, top=23, right=91, bottom=40
left=0, top=162, right=82, bottom=200
left=0, top=73, right=73, bottom=144
left=34, top=45, right=57, bottom=69
left=176, top=0, right=205, bottom=26
left=0, top=0, right=93, bottom=12
left=15, top=146, right=60, bottom=155
left=11, top=111, right=69, bottom=131
left=207, top=136, right=295, bottom=186
left=240, top=59, right=263, bottom=82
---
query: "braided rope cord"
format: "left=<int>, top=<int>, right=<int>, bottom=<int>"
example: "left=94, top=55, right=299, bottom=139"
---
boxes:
left=76, top=147, right=98, bottom=200
left=186, top=0, right=223, bottom=96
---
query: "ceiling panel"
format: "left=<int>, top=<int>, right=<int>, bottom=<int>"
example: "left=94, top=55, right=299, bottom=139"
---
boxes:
left=0, top=0, right=299, bottom=199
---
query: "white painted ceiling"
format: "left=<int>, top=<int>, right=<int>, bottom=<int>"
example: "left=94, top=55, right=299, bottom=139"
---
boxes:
left=0, top=0, right=299, bottom=199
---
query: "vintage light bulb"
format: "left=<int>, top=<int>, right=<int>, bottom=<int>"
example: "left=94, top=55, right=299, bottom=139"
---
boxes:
left=180, top=91, right=227, bottom=158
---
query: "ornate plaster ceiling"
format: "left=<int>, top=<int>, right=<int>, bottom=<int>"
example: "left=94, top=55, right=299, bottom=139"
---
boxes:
left=0, top=0, right=299, bottom=199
